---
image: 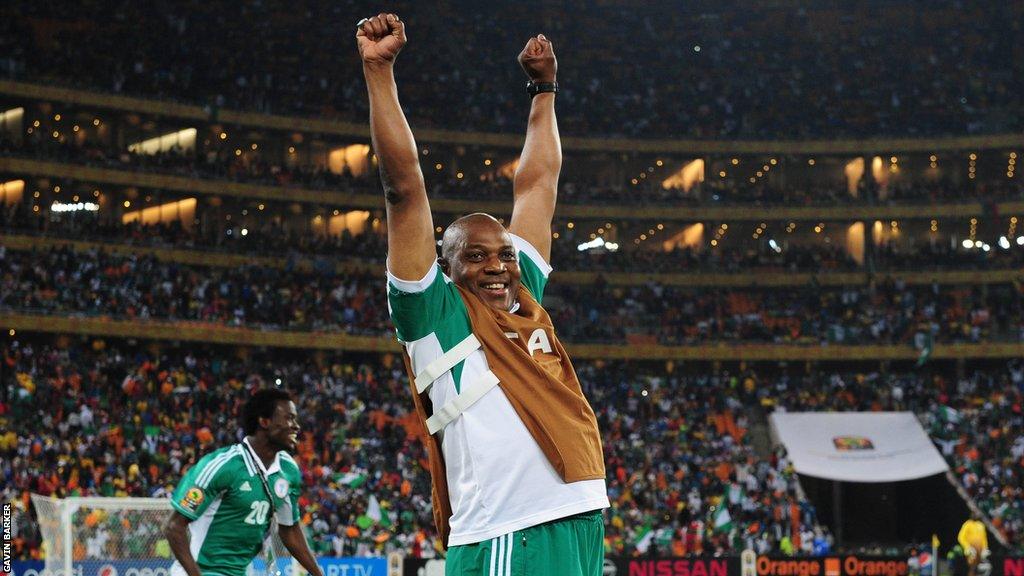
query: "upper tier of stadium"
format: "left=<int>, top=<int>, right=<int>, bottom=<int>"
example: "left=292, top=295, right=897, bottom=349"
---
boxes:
left=3, top=1, right=1022, bottom=140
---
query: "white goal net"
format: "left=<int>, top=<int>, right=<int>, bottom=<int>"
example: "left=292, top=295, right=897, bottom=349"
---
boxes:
left=30, top=494, right=292, bottom=576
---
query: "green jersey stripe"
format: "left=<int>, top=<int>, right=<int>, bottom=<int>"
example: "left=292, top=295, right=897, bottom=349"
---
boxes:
left=196, top=448, right=236, bottom=488
left=239, top=445, right=257, bottom=476
left=195, top=450, right=232, bottom=488
left=194, top=451, right=229, bottom=488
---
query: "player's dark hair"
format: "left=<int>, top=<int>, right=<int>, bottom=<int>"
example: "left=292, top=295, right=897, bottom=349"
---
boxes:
left=243, top=388, right=293, bottom=435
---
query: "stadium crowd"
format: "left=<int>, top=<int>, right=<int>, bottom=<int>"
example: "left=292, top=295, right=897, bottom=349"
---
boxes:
left=551, top=277, right=1024, bottom=346
left=4, top=1, right=1021, bottom=138
left=2, top=202, right=391, bottom=263
left=551, top=238, right=1024, bottom=275
left=2, top=244, right=1023, bottom=346
left=2, top=0, right=1022, bottom=564
left=5, top=133, right=1024, bottom=209
left=0, top=245, right=391, bottom=335
left=5, top=194, right=1024, bottom=277
left=3, top=339, right=1022, bottom=560
left=0, top=340, right=829, bottom=560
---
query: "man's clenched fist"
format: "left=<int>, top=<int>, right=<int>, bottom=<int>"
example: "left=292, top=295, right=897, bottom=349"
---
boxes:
left=356, top=13, right=406, bottom=66
left=518, top=34, right=557, bottom=83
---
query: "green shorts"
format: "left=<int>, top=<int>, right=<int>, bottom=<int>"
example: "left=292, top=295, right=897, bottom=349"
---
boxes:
left=445, top=510, right=605, bottom=576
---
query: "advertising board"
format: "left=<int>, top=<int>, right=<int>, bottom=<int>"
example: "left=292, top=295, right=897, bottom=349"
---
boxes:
left=7, top=558, right=387, bottom=576
left=13, top=554, right=1023, bottom=576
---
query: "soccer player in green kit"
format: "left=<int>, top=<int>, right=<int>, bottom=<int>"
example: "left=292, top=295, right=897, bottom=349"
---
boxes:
left=163, top=389, right=323, bottom=576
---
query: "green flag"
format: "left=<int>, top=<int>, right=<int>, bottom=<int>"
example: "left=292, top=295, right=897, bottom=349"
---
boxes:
left=337, top=472, right=368, bottom=488
left=367, top=494, right=382, bottom=522
left=634, top=524, right=655, bottom=554
left=712, top=504, right=733, bottom=533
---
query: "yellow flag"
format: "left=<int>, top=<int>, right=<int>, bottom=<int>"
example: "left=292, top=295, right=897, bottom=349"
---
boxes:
left=932, top=534, right=940, bottom=549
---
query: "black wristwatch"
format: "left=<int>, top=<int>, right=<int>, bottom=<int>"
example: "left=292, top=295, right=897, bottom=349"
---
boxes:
left=526, top=81, right=559, bottom=97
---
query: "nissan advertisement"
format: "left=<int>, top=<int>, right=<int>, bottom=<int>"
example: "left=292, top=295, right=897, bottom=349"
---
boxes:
left=400, top=555, right=1024, bottom=576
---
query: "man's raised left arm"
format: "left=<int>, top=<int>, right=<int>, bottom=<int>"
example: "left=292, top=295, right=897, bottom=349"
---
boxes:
left=509, top=34, right=560, bottom=263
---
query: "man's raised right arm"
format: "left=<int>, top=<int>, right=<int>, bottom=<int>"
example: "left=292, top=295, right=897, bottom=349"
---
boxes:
left=357, top=13, right=435, bottom=281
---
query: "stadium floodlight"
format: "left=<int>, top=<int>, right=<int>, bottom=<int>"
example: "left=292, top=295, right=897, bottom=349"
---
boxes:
left=1017, top=236, right=1024, bottom=246
left=981, top=243, right=991, bottom=252
left=962, top=239, right=974, bottom=249
left=999, top=236, right=1011, bottom=249
left=51, top=201, right=99, bottom=212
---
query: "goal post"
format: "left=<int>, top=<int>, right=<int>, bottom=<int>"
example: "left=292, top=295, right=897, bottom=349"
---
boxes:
left=31, top=494, right=174, bottom=575
left=29, top=494, right=294, bottom=576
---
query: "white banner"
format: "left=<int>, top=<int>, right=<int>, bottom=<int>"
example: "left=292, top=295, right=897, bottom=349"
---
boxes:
left=770, top=412, right=949, bottom=482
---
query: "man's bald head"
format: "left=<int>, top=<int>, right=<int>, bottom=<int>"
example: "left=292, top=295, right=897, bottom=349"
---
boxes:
left=440, top=213, right=506, bottom=262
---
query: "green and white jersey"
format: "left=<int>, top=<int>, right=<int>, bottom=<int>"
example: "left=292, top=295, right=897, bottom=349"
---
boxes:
left=387, top=234, right=608, bottom=547
left=169, top=438, right=302, bottom=576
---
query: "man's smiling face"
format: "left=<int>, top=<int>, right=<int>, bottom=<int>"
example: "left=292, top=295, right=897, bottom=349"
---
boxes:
left=440, top=214, right=521, bottom=312
left=266, top=400, right=300, bottom=453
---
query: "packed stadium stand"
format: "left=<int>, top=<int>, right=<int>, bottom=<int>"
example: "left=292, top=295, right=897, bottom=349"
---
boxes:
left=3, top=1, right=1022, bottom=137
left=0, top=244, right=1022, bottom=346
left=2, top=1, right=1024, bottom=572
left=3, top=339, right=1022, bottom=558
